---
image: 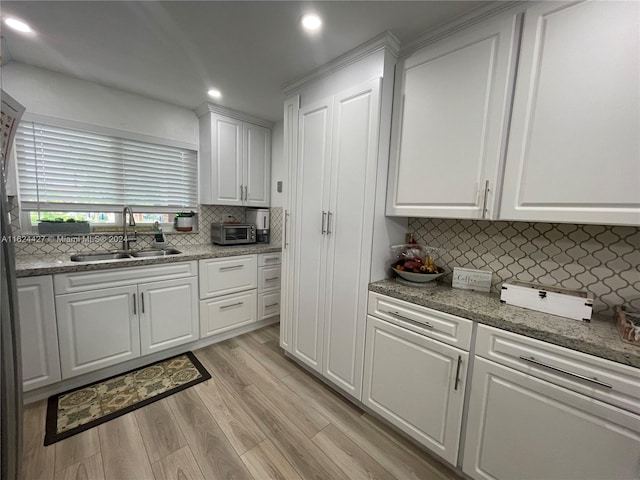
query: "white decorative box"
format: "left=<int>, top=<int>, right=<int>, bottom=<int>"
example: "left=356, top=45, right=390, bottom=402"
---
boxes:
left=500, top=281, right=593, bottom=322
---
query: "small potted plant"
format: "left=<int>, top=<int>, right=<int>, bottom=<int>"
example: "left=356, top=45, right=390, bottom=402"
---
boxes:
left=174, top=211, right=196, bottom=231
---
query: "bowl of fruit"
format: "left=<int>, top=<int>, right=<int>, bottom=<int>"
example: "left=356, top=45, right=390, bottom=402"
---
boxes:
left=390, top=244, right=445, bottom=283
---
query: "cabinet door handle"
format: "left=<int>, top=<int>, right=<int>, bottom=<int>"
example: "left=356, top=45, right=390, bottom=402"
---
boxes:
left=220, top=265, right=244, bottom=271
left=220, top=302, right=244, bottom=310
left=327, top=211, right=333, bottom=235
left=481, top=180, right=490, bottom=219
left=519, top=356, right=613, bottom=389
left=244, top=185, right=248, bottom=202
left=133, top=293, right=137, bottom=315
left=388, top=310, right=433, bottom=329
left=141, top=292, right=145, bottom=313
left=265, top=302, right=279, bottom=308
left=454, top=355, right=463, bottom=390
left=265, top=276, right=279, bottom=282
left=240, top=184, right=244, bottom=201
left=284, top=210, right=289, bottom=248
left=321, top=211, right=327, bottom=235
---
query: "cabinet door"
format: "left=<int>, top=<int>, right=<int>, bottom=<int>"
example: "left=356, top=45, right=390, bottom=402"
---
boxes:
left=280, top=95, right=300, bottom=353
left=463, top=357, right=640, bottom=480
left=17, top=276, right=61, bottom=391
left=363, top=316, right=468, bottom=466
left=200, top=113, right=243, bottom=205
left=200, top=290, right=257, bottom=338
left=56, top=286, right=139, bottom=378
left=322, top=79, right=381, bottom=399
left=500, top=1, right=640, bottom=225
left=291, top=96, right=333, bottom=373
left=199, top=255, right=257, bottom=299
left=244, top=123, right=271, bottom=207
left=138, top=277, right=198, bottom=356
left=387, top=13, right=519, bottom=219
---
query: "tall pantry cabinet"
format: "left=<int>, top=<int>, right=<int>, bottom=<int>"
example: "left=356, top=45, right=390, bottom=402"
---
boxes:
left=280, top=35, right=406, bottom=400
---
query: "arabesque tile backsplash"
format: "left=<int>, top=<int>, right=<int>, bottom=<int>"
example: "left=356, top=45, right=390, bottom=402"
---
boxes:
left=8, top=198, right=283, bottom=255
left=409, top=218, right=640, bottom=317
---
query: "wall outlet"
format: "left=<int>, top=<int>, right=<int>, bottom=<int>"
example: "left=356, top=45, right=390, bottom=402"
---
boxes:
left=277, top=181, right=283, bottom=193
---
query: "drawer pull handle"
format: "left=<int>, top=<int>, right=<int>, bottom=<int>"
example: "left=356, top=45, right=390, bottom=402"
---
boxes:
left=141, top=292, right=145, bottom=313
left=220, top=302, right=244, bottom=310
left=388, top=311, right=433, bottom=329
left=265, top=303, right=279, bottom=308
left=265, top=257, right=279, bottom=262
left=454, top=355, right=462, bottom=391
left=265, top=276, right=279, bottom=282
left=133, top=293, right=137, bottom=315
left=220, top=265, right=243, bottom=271
left=519, top=356, right=613, bottom=389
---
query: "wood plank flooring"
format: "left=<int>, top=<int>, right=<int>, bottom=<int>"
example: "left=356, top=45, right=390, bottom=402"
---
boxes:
left=22, top=323, right=462, bottom=480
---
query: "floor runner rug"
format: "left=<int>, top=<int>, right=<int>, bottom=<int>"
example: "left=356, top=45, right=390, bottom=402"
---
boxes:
left=44, top=351, right=210, bottom=445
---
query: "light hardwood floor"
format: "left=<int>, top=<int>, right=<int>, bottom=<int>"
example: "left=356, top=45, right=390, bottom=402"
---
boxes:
left=22, top=323, right=462, bottom=480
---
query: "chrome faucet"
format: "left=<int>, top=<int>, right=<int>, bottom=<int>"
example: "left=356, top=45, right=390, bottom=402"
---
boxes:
left=122, top=206, right=137, bottom=250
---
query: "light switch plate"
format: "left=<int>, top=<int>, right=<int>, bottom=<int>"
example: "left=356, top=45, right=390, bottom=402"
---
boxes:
left=452, top=267, right=492, bottom=292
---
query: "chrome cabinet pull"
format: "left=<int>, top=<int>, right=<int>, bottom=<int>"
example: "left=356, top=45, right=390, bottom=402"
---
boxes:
left=388, top=310, right=433, bottom=329
left=519, top=356, right=613, bottom=389
left=265, top=303, right=279, bottom=308
left=321, top=211, right=327, bottom=235
left=240, top=184, right=243, bottom=201
left=220, top=302, right=244, bottom=310
left=141, top=292, right=145, bottom=313
left=327, top=211, right=333, bottom=234
left=244, top=185, right=248, bottom=202
left=284, top=210, right=289, bottom=248
left=264, top=257, right=278, bottom=262
left=481, top=180, right=490, bottom=219
left=133, top=293, right=137, bottom=315
left=454, top=355, right=463, bottom=390
left=220, top=265, right=243, bottom=271
left=265, top=276, right=279, bottom=282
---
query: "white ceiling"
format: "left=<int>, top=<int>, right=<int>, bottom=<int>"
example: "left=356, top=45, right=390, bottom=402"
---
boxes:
left=1, top=1, right=486, bottom=122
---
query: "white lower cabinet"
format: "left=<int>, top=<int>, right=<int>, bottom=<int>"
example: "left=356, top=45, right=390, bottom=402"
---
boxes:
left=463, top=324, right=640, bottom=480
left=362, top=315, right=468, bottom=465
left=17, top=275, right=62, bottom=391
left=200, top=290, right=257, bottom=337
left=138, top=277, right=199, bottom=356
left=258, top=291, right=280, bottom=320
left=56, top=285, right=140, bottom=378
left=54, top=261, right=198, bottom=379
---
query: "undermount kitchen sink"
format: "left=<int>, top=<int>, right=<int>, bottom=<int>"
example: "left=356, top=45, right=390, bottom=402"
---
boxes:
left=70, top=249, right=181, bottom=262
left=129, top=248, right=182, bottom=258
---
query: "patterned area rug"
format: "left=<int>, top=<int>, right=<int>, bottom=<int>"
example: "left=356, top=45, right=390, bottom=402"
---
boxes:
left=44, top=352, right=210, bottom=446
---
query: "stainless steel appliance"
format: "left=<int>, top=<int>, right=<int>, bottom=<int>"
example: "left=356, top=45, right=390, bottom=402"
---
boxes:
left=211, top=223, right=256, bottom=245
left=246, top=208, right=270, bottom=244
left=1, top=90, right=25, bottom=480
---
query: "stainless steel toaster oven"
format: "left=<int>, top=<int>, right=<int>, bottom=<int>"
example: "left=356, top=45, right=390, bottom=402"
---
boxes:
left=210, top=223, right=256, bottom=245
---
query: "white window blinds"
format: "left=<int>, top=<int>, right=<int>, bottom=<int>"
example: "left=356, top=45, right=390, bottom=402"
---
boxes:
left=15, top=122, right=198, bottom=212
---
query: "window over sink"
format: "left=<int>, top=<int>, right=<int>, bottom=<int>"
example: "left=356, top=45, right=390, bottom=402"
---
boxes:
left=14, top=118, right=197, bottom=231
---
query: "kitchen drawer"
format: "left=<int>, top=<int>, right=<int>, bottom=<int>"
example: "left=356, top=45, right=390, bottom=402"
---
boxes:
left=200, top=290, right=257, bottom=338
left=368, top=292, right=473, bottom=350
left=199, top=255, right=257, bottom=299
left=258, top=291, right=281, bottom=320
left=258, top=265, right=281, bottom=293
left=476, top=324, right=640, bottom=414
left=55, top=261, right=197, bottom=294
left=258, top=252, right=281, bottom=267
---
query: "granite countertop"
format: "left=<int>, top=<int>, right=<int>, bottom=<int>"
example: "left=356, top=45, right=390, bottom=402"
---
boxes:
left=369, top=278, right=640, bottom=369
left=15, top=244, right=282, bottom=277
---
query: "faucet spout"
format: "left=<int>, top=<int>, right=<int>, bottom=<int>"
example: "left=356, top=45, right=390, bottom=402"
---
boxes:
left=122, top=206, right=137, bottom=250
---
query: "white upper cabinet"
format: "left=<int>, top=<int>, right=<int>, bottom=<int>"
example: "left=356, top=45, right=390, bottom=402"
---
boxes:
left=500, top=1, right=640, bottom=225
left=199, top=108, right=271, bottom=207
left=387, top=12, right=520, bottom=219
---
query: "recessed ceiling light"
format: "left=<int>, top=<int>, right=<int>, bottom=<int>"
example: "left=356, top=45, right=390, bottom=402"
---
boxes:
left=301, top=14, right=322, bottom=32
left=207, top=89, right=221, bottom=98
left=4, top=17, right=32, bottom=33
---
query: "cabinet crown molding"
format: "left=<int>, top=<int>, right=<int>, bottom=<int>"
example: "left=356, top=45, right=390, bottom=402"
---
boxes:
left=282, top=31, right=400, bottom=95
left=194, top=103, right=274, bottom=129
